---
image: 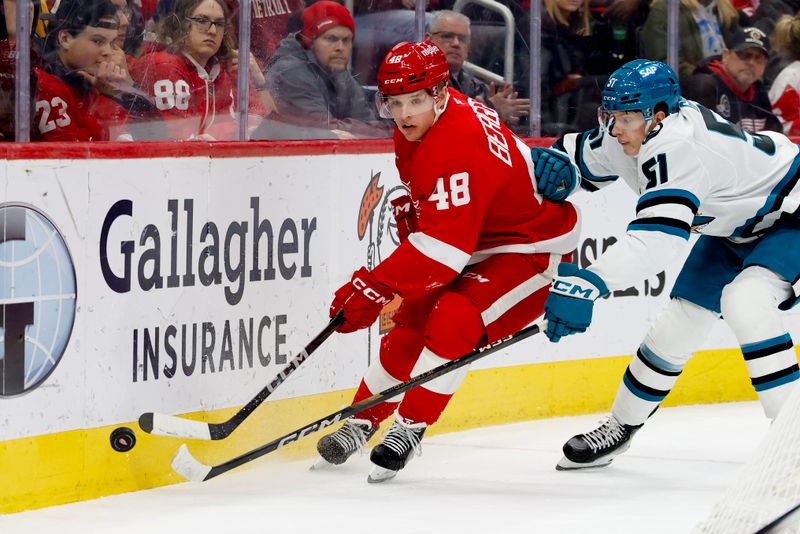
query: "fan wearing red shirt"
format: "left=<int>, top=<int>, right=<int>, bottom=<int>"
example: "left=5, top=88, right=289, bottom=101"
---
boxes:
left=34, top=0, right=130, bottom=141
left=226, top=0, right=304, bottom=68
left=315, top=41, right=580, bottom=483
left=131, top=0, right=266, bottom=140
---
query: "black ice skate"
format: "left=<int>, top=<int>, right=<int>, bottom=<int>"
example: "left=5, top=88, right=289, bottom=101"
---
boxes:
left=312, top=417, right=378, bottom=469
left=367, top=415, right=427, bottom=483
left=556, top=415, right=643, bottom=470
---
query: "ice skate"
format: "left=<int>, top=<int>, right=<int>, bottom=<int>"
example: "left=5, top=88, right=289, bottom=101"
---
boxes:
left=367, top=415, right=427, bottom=483
left=556, top=415, right=642, bottom=470
left=312, top=418, right=378, bottom=470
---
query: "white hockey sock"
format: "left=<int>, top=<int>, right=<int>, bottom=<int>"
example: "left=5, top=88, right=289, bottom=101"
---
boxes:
left=612, top=344, right=683, bottom=426
left=741, top=333, right=800, bottom=419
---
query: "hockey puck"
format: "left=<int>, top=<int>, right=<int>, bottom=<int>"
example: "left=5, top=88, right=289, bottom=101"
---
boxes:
left=110, top=426, right=136, bottom=452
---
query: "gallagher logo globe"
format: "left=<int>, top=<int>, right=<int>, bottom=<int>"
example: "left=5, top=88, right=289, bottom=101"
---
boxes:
left=1, top=204, right=76, bottom=397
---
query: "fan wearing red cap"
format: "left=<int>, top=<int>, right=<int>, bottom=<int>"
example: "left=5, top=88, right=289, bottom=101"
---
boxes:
left=259, top=1, right=389, bottom=139
left=299, top=1, right=355, bottom=49
left=314, top=40, right=580, bottom=483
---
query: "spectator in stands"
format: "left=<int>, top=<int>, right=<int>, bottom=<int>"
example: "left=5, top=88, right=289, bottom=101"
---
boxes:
left=131, top=0, right=268, bottom=140
left=117, top=0, right=146, bottom=57
left=540, top=0, right=594, bottom=134
left=353, top=0, right=438, bottom=17
left=34, top=0, right=137, bottom=141
left=0, top=0, right=38, bottom=141
left=586, top=0, right=651, bottom=75
left=426, top=9, right=529, bottom=128
left=0, top=39, right=16, bottom=141
left=684, top=26, right=782, bottom=133
left=224, top=0, right=304, bottom=69
left=641, top=0, right=740, bottom=79
left=139, top=0, right=159, bottom=24
left=3, top=0, right=37, bottom=39
left=258, top=1, right=391, bottom=139
left=751, top=0, right=800, bottom=37
left=94, top=0, right=159, bottom=139
left=769, top=12, right=800, bottom=135
left=750, top=0, right=800, bottom=87
left=110, top=0, right=131, bottom=50
left=108, top=0, right=139, bottom=71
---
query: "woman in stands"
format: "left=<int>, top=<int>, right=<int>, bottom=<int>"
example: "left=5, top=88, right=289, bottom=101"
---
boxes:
left=540, top=0, right=593, bottom=135
left=641, top=0, right=741, bottom=79
left=769, top=12, right=800, bottom=136
left=131, top=0, right=267, bottom=140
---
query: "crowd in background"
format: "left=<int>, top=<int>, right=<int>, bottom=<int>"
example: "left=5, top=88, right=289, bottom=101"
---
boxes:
left=3, top=0, right=800, bottom=142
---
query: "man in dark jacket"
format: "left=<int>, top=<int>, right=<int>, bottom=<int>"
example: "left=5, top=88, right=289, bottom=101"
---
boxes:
left=683, top=26, right=782, bottom=133
left=425, top=9, right=529, bottom=129
left=257, top=1, right=391, bottom=140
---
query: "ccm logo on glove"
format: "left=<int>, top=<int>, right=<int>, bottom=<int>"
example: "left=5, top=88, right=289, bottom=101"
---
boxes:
left=552, top=279, right=603, bottom=299
left=352, top=276, right=392, bottom=305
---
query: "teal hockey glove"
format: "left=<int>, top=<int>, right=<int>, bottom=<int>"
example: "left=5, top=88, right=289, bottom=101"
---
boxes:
left=545, top=263, right=609, bottom=342
left=530, top=147, right=578, bottom=202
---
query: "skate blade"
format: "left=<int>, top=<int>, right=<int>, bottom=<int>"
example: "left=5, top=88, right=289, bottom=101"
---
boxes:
left=555, top=455, right=614, bottom=471
left=367, top=466, right=397, bottom=483
left=310, top=456, right=336, bottom=471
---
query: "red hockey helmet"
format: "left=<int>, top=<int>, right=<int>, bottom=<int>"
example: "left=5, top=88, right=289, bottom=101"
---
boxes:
left=376, top=41, right=449, bottom=97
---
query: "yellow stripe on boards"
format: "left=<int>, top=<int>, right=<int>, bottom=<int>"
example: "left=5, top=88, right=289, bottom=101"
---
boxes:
left=2, top=347, right=789, bottom=514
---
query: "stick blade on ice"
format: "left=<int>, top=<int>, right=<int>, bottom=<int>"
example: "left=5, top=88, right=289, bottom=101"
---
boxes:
left=139, top=412, right=212, bottom=440
left=171, top=444, right=213, bottom=482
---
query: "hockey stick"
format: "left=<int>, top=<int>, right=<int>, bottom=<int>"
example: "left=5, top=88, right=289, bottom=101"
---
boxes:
left=754, top=502, right=800, bottom=534
left=171, top=320, right=545, bottom=482
left=138, top=311, right=344, bottom=440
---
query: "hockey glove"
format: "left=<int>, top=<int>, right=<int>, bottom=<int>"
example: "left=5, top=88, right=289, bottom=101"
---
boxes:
left=544, top=263, right=609, bottom=342
left=390, top=194, right=416, bottom=243
left=330, top=266, right=395, bottom=333
left=530, top=147, right=578, bottom=202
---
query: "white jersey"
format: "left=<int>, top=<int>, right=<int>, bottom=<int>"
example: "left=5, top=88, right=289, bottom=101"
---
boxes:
left=559, top=99, right=800, bottom=290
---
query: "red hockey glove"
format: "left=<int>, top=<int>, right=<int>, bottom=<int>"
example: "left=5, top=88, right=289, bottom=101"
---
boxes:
left=390, top=195, right=416, bottom=243
left=330, top=267, right=395, bottom=333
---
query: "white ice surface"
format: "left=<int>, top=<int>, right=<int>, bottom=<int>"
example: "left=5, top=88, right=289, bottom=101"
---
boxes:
left=0, top=402, right=774, bottom=534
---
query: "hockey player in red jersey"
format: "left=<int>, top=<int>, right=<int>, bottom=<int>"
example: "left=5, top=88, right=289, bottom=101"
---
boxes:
left=131, top=0, right=267, bottom=140
left=315, top=41, right=580, bottom=482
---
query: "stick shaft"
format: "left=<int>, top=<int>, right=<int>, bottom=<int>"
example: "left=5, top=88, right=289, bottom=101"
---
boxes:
left=140, top=312, right=343, bottom=440
left=192, top=321, right=542, bottom=481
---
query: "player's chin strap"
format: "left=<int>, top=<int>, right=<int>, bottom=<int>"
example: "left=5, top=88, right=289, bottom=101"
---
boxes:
left=432, top=84, right=449, bottom=124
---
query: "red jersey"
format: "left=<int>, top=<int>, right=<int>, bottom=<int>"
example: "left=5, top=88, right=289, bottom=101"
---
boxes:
left=769, top=61, right=800, bottom=136
left=33, top=67, right=113, bottom=141
left=372, top=88, right=579, bottom=300
left=227, top=0, right=304, bottom=68
left=131, top=50, right=265, bottom=140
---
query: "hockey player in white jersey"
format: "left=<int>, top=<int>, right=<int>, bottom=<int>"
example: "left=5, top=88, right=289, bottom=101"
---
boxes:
left=530, top=59, right=800, bottom=470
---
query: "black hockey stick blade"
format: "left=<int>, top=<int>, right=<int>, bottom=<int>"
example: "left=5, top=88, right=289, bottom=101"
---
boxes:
left=138, top=312, right=344, bottom=440
left=754, top=501, right=800, bottom=534
left=171, top=320, right=545, bottom=482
